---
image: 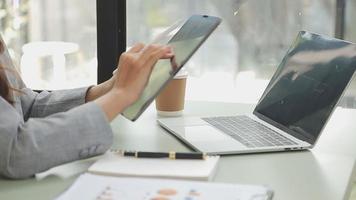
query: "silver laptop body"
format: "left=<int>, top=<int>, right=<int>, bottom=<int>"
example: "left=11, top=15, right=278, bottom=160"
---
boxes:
left=158, top=31, right=356, bottom=155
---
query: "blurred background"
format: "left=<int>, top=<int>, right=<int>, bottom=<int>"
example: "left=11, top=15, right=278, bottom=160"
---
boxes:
left=1, top=0, right=356, bottom=106
left=0, top=0, right=97, bottom=90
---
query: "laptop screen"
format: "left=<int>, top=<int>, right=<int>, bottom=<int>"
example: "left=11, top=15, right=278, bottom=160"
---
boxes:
left=254, top=31, right=356, bottom=144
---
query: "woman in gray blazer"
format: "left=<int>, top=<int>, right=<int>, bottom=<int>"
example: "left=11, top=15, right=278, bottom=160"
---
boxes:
left=0, top=37, right=173, bottom=179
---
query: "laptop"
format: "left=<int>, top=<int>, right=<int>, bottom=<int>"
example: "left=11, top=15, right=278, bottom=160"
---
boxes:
left=157, top=31, right=356, bottom=155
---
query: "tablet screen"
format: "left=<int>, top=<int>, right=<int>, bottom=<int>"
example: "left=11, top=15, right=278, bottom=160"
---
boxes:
left=122, top=15, right=221, bottom=121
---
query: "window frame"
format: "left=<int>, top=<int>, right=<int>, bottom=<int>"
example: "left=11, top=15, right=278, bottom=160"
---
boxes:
left=335, top=0, right=346, bottom=39
left=96, top=0, right=126, bottom=84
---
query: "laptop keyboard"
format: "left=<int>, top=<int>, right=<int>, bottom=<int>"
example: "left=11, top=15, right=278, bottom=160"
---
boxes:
left=202, top=115, right=297, bottom=148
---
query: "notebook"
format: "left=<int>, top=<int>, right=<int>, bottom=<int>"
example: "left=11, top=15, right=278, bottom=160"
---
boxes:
left=87, top=151, right=220, bottom=181
left=57, top=173, right=273, bottom=200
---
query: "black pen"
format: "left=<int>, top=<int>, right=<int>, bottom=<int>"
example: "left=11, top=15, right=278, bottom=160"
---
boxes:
left=118, top=150, right=207, bottom=160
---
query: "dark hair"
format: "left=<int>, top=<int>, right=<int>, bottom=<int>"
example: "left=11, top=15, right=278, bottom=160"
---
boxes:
left=0, top=40, right=14, bottom=104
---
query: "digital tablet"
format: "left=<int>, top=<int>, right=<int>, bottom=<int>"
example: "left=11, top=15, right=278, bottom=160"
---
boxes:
left=122, top=15, right=222, bottom=121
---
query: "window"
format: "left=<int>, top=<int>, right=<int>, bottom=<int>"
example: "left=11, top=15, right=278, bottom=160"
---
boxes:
left=342, top=0, right=356, bottom=107
left=345, top=0, right=356, bottom=42
left=1, top=0, right=97, bottom=90
left=8, top=1, right=350, bottom=106
left=127, top=0, right=340, bottom=104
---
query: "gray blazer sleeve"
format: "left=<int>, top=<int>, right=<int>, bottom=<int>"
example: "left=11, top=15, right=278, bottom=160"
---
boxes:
left=0, top=88, right=113, bottom=179
left=20, top=87, right=91, bottom=119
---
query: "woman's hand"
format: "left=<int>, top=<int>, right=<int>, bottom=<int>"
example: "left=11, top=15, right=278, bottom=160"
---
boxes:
left=112, top=43, right=173, bottom=108
left=94, top=43, right=173, bottom=121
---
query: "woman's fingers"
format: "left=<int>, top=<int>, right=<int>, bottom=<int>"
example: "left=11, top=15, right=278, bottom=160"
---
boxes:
left=142, top=47, right=174, bottom=73
left=127, top=43, right=145, bottom=53
left=160, top=46, right=174, bottom=59
left=140, top=45, right=173, bottom=66
left=117, top=44, right=173, bottom=77
left=139, top=44, right=161, bottom=63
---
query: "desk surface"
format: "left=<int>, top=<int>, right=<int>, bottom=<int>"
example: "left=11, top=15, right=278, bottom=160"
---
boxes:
left=0, top=101, right=355, bottom=200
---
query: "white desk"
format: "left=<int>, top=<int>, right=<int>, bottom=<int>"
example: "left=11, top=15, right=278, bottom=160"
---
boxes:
left=0, top=101, right=355, bottom=200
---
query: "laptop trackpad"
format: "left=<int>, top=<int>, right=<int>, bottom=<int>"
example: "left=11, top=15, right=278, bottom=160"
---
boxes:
left=173, top=125, right=247, bottom=152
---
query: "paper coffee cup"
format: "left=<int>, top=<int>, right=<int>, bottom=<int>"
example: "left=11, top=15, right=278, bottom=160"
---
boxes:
left=155, top=70, right=188, bottom=117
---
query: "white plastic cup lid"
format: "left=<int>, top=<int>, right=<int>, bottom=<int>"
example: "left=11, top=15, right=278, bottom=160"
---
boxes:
left=157, top=110, right=184, bottom=117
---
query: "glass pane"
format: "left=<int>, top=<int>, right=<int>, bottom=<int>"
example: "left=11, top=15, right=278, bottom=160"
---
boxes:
left=0, top=0, right=97, bottom=90
left=345, top=0, right=356, bottom=42
left=343, top=0, right=356, bottom=108
left=127, top=0, right=336, bottom=104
